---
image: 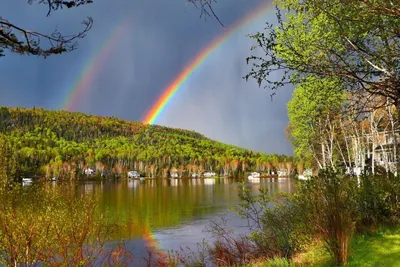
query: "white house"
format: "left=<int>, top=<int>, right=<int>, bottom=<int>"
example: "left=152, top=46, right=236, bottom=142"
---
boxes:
left=84, top=168, right=95, bottom=176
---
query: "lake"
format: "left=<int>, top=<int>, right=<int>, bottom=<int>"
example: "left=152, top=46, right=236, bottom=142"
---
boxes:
left=76, top=177, right=295, bottom=265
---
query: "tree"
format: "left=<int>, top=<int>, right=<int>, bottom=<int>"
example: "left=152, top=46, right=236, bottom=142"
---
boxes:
left=245, top=0, right=400, bottom=111
left=0, top=0, right=94, bottom=57
left=287, top=76, right=344, bottom=169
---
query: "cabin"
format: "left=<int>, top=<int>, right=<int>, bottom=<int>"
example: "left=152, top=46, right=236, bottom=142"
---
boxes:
left=128, top=171, right=140, bottom=178
left=84, top=168, right=95, bottom=176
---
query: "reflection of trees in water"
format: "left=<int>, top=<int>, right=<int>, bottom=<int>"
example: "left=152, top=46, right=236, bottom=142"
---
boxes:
left=78, top=178, right=295, bottom=240
left=0, top=184, right=130, bottom=266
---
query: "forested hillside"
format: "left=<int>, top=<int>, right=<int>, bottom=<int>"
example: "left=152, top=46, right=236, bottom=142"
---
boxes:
left=0, top=107, right=293, bottom=180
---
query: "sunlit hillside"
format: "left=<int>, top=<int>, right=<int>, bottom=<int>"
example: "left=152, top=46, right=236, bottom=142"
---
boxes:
left=0, top=106, right=292, bottom=179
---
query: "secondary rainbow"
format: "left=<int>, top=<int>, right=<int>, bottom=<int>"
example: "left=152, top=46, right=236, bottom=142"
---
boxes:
left=62, top=18, right=132, bottom=111
left=142, top=1, right=274, bottom=124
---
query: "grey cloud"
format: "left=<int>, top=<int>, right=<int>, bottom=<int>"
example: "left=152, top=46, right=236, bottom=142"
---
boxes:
left=0, top=0, right=293, bottom=155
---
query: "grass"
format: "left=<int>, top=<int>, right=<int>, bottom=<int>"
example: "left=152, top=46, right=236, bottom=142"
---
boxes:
left=346, top=227, right=400, bottom=267
left=251, top=226, right=400, bottom=266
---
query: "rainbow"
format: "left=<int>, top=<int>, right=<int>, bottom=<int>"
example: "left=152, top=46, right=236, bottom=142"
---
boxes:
left=62, top=18, right=132, bottom=111
left=142, top=1, right=274, bottom=124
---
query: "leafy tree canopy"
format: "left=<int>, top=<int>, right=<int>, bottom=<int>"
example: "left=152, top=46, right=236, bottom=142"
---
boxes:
left=245, top=0, right=400, bottom=108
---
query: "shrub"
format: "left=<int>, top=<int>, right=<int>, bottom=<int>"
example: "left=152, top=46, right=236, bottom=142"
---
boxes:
left=235, top=187, right=307, bottom=259
left=296, top=168, right=359, bottom=265
left=0, top=183, right=132, bottom=266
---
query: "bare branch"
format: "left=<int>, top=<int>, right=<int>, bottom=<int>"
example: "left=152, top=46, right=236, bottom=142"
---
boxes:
left=27, top=0, right=94, bottom=17
left=0, top=17, right=93, bottom=57
left=187, top=0, right=224, bottom=27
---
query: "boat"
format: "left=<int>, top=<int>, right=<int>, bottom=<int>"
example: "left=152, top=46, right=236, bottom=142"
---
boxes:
left=203, top=171, right=216, bottom=177
left=277, top=171, right=288, bottom=177
left=248, top=172, right=260, bottom=179
left=128, top=171, right=140, bottom=178
left=51, top=177, right=57, bottom=181
left=22, top=178, right=33, bottom=183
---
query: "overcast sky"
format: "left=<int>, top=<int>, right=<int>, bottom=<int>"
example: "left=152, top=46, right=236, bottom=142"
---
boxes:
left=0, top=0, right=293, bottom=155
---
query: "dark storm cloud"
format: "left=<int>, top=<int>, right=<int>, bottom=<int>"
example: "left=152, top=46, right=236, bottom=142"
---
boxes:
left=0, top=0, right=293, bottom=155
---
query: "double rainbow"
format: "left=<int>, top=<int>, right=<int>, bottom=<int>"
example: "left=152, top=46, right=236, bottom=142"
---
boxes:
left=142, top=1, right=274, bottom=124
left=62, top=18, right=132, bottom=111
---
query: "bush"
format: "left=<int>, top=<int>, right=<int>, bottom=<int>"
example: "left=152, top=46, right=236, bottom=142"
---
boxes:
left=0, top=183, right=132, bottom=266
left=199, top=184, right=307, bottom=266
left=235, top=187, right=307, bottom=259
left=296, top=168, right=359, bottom=265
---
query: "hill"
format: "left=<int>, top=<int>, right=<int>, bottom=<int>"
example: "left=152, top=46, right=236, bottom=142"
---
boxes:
left=0, top=106, right=293, bottom=180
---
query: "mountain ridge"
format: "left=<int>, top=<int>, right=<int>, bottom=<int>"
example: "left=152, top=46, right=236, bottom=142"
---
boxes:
left=0, top=106, right=293, bottom=179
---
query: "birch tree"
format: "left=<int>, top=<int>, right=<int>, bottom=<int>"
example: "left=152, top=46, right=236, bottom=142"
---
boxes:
left=287, top=76, right=344, bottom=169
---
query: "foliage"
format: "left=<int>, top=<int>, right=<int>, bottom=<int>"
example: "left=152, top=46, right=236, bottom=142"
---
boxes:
left=235, top=186, right=307, bottom=259
left=0, top=0, right=93, bottom=57
left=0, top=183, right=132, bottom=266
left=296, top=169, right=360, bottom=265
left=180, top=170, right=398, bottom=266
left=358, top=172, right=400, bottom=230
left=206, top=217, right=260, bottom=266
left=198, top=186, right=306, bottom=266
left=0, top=106, right=293, bottom=180
left=245, top=0, right=400, bottom=108
left=287, top=76, right=344, bottom=167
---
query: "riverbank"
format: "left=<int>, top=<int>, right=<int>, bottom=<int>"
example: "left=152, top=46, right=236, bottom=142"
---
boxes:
left=251, top=226, right=400, bottom=266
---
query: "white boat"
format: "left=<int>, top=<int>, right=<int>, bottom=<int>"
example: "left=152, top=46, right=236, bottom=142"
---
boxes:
left=298, top=169, right=312, bottom=180
left=51, top=177, right=57, bottom=181
left=22, top=178, right=33, bottom=183
left=277, top=171, right=287, bottom=177
left=128, top=171, right=140, bottom=178
left=203, top=171, right=216, bottom=177
left=298, top=175, right=310, bottom=180
left=248, top=172, right=260, bottom=179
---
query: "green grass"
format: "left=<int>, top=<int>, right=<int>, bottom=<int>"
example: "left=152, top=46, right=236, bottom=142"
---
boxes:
left=346, top=227, right=400, bottom=267
left=253, top=227, right=400, bottom=266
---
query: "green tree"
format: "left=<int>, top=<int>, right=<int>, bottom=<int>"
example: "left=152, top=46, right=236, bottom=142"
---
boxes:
left=287, top=76, right=344, bottom=168
left=245, top=0, right=400, bottom=110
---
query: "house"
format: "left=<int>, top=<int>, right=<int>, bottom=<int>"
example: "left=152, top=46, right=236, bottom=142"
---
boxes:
left=84, top=168, right=95, bottom=176
left=347, top=130, right=399, bottom=175
left=128, top=171, right=140, bottom=178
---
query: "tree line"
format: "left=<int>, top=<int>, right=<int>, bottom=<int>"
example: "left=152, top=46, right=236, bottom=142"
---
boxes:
left=0, top=107, right=293, bottom=181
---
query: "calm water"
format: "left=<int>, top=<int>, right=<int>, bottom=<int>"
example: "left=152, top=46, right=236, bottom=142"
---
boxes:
left=76, top=177, right=295, bottom=265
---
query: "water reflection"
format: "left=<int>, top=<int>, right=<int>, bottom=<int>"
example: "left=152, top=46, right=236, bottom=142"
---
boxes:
left=74, top=177, right=294, bottom=263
